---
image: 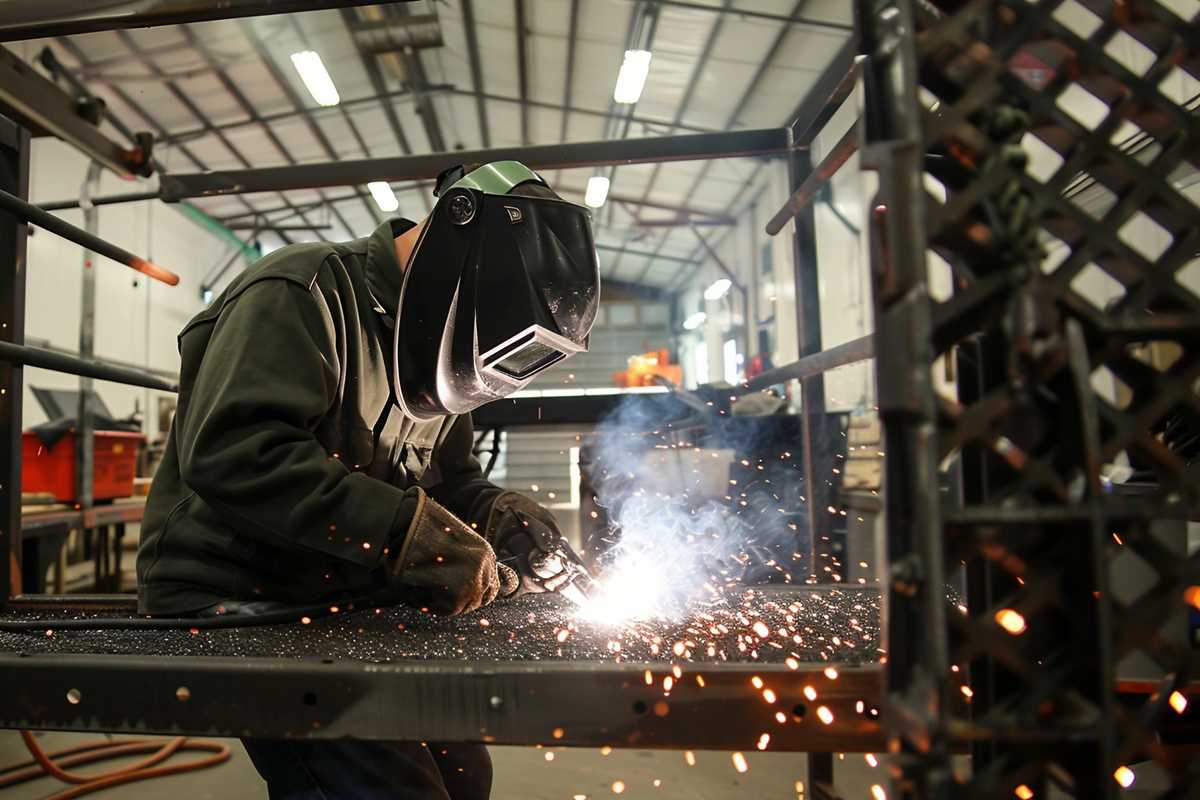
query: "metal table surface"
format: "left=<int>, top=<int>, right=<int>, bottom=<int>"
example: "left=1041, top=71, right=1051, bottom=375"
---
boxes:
left=0, top=587, right=886, bottom=752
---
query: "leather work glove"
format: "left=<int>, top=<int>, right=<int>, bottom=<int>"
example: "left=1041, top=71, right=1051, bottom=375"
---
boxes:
left=485, top=492, right=590, bottom=599
left=387, top=489, right=518, bottom=616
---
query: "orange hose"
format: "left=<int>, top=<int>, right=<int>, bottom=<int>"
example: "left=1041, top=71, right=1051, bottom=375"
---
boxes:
left=1, top=731, right=231, bottom=799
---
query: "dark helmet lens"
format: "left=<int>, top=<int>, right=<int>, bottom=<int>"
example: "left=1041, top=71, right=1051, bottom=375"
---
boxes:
left=492, top=339, right=565, bottom=379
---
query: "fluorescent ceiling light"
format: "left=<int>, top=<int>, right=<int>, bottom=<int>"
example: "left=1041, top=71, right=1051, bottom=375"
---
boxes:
left=704, top=278, right=732, bottom=301
left=682, top=311, right=707, bottom=330
left=613, top=49, right=652, bottom=104
left=584, top=175, right=611, bottom=208
left=368, top=181, right=399, bottom=213
left=291, top=50, right=340, bottom=107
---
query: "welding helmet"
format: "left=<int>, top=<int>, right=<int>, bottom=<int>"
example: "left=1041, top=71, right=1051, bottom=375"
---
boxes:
left=393, top=161, right=601, bottom=420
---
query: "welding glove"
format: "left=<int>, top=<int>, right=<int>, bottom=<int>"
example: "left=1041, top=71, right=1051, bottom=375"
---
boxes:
left=386, top=488, right=519, bottom=616
left=485, top=492, right=588, bottom=598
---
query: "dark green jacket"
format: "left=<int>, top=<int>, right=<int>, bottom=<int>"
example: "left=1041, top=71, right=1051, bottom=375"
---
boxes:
left=137, top=219, right=503, bottom=614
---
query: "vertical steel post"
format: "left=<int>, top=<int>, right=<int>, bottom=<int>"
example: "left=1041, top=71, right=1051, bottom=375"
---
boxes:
left=0, top=115, right=29, bottom=607
left=788, top=146, right=829, bottom=582
left=76, top=161, right=102, bottom=511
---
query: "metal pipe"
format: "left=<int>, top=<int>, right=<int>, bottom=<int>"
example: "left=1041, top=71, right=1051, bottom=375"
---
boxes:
left=0, top=1, right=393, bottom=41
left=765, top=125, right=859, bottom=236
left=0, top=189, right=179, bottom=285
left=736, top=334, right=875, bottom=395
left=38, top=191, right=159, bottom=211
left=158, top=128, right=790, bottom=200
left=0, top=341, right=178, bottom=392
left=77, top=162, right=102, bottom=511
left=23, top=337, right=179, bottom=383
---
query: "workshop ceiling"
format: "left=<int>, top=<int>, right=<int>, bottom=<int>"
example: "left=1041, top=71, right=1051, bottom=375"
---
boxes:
left=22, top=0, right=852, bottom=291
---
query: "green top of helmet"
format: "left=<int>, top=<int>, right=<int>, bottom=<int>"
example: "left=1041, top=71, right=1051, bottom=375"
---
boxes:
left=450, top=160, right=543, bottom=196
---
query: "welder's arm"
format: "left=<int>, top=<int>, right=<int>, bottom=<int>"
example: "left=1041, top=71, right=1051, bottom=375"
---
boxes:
left=176, top=280, right=418, bottom=567
left=427, top=414, right=505, bottom=531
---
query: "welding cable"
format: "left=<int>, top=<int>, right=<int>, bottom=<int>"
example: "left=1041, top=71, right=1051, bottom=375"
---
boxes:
left=0, top=731, right=229, bottom=799
left=0, top=596, right=377, bottom=633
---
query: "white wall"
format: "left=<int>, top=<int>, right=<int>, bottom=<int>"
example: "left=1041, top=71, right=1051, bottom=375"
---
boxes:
left=21, top=138, right=226, bottom=435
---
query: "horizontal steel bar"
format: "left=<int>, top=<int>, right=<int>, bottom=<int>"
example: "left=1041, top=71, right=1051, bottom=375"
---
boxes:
left=226, top=223, right=332, bottom=231
left=38, top=191, right=160, bottom=211
left=24, top=336, right=180, bottom=383
left=0, top=1, right=392, bottom=41
left=0, top=189, right=178, bottom=285
left=737, top=334, right=875, bottom=394
left=0, top=653, right=885, bottom=750
left=766, top=125, right=859, bottom=236
left=158, top=129, right=791, bottom=200
left=0, top=340, right=178, bottom=392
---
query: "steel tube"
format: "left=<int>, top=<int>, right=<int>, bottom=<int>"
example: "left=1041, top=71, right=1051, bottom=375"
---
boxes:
left=737, top=334, right=876, bottom=395
left=0, top=189, right=179, bottom=285
left=766, top=125, right=859, bottom=236
left=0, top=341, right=178, bottom=392
left=0, top=1, right=391, bottom=41
left=158, top=128, right=791, bottom=200
left=38, top=191, right=159, bottom=211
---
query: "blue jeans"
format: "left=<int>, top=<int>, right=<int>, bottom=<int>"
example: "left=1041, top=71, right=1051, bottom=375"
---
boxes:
left=241, top=739, right=492, bottom=800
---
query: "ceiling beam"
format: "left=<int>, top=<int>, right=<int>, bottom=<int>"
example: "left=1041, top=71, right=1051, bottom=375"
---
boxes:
left=0, top=1, right=399, bottom=41
left=616, top=0, right=851, bottom=30
left=236, top=18, right=383, bottom=227
left=387, top=4, right=447, bottom=153
left=559, top=0, right=579, bottom=144
left=181, top=27, right=358, bottom=241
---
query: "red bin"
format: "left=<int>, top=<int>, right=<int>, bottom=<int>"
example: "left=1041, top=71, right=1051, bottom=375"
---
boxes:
left=22, top=430, right=143, bottom=503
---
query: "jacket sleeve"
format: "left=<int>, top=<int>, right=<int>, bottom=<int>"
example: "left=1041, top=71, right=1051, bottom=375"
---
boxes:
left=428, top=414, right=505, bottom=530
left=175, top=277, right=419, bottom=567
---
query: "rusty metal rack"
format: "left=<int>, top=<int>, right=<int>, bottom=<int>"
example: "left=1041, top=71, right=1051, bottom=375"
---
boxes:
left=855, top=0, right=1200, bottom=797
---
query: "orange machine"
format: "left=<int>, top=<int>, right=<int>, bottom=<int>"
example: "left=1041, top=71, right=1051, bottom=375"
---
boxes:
left=612, top=349, right=683, bottom=388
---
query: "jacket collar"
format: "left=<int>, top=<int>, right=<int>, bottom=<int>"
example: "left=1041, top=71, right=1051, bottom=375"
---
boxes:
left=364, top=217, right=416, bottom=321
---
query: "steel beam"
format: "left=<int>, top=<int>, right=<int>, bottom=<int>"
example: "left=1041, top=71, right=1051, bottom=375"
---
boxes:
left=786, top=36, right=859, bottom=148
left=560, top=0, right=579, bottom=143
left=0, top=46, right=149, bottom=178
left=0, top=116, right=27, bottom=606
left=159, top=128, right=789, bottom=200
left=38, top=191, right=158, bottom=212
left=0, top=1, right=392, bottom=41
left=515, top=0, right=531, bottom=146
left=0, top=653, right=884, bottom=751
left=624, top=0, right=852, bottom=30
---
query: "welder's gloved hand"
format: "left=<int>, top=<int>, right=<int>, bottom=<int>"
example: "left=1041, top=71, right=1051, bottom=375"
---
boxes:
left=486, top=492, right=587, bottom=598
left=387, top=488, right=519, bottom=616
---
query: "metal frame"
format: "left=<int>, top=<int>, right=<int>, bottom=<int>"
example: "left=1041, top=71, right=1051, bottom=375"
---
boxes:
left=858, top=1, right=1200, bottom=797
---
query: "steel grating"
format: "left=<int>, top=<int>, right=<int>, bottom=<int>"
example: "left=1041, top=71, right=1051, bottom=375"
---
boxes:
left=860, top=0, right=1200, bottom=797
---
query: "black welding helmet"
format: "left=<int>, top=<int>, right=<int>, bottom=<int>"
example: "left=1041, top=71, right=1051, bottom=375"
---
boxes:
left=393, top=161, right=601, bottom=420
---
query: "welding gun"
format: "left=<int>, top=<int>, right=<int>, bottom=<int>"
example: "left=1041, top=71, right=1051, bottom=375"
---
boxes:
left=488, top=493, right=596, bottom=604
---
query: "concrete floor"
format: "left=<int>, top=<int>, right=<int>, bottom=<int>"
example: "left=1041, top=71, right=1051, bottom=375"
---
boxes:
left=0, top=731, right=894, bottom=799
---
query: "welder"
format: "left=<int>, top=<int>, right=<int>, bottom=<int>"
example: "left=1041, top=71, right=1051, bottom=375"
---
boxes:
left=136, top=161, right=600, bottom=800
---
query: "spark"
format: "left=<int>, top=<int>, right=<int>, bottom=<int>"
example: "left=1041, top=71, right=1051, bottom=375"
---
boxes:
left=762, top=688, right=777, bottom=704
left=696, top=676, right=706, bottom=688
left=995, top=608, right=1026, bottom=634
left=775, top=711, right=787, bottom=723
left=1114, top=766, right=1134, bottom=788
left=816, top=706, right=834, bottom=725
left=824, top=667, right=838, bottom=679
left=856, top=700, right=865, bottom=713
left=752, top=621, right=770, bottom=638
left=644, top=670, right=653, bottom=685
left=751, top=676, right=764, bottom=689
left=653, top=779, right=662, bottom=788
left=757, top=733, right=770, bottom=750
left=545, top=752, right=555, bottom=761
left=871, top=785, right=887, bottom=800
left=664, top=676, right=674, bottom=692
left=1170, top=691, right=1188, bottom=714
left=865, top=753, right=878, bottom=767
left=1015, top=785, right=1034, bottom=800
left=803, top=686, right=818, bottom=701
left=611, top=780, right=625, bottom=794
left=601, top=746, right=612, bottom=756
left=731, top=752, right=748, bottom=773
left=961, top=686, right=974, bottom=699
left=685, top=751, right=695, bottom=766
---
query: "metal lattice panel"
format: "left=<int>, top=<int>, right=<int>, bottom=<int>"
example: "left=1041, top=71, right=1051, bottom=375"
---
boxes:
left=862, top=0, right=1200, bottom=797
